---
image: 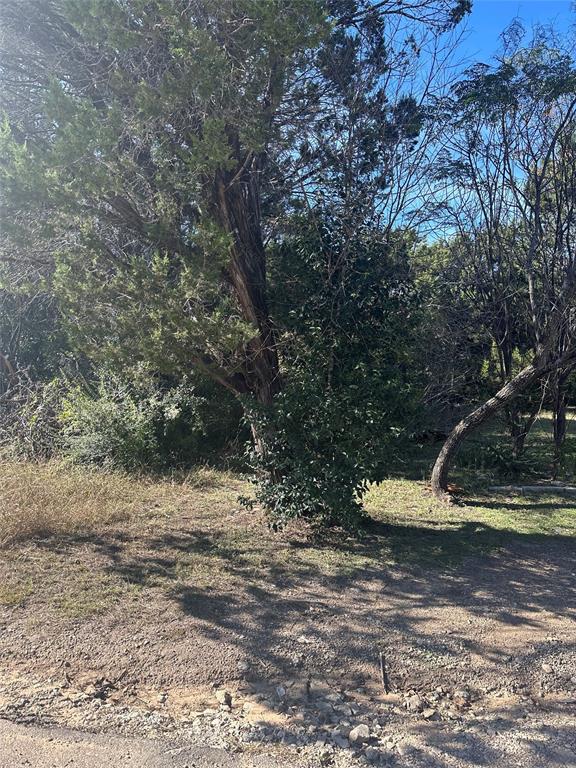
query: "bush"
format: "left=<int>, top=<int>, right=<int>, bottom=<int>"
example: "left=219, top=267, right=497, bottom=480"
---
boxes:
left=251, top=215, right=419, bottom=529
left=0, top=378, right=65, bottom=460
left=60, top=367, right=208, bottom=470
left=244, top=367, right=411, bottom=530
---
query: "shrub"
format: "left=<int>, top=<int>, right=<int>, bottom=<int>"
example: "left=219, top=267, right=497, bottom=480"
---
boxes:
left=250, top=215, right=419, bottom=529
left=60, top=367, right=207, bottom=470
left=244, top=367, right=411, bottom=530
left=0, top=378, right=65, bottom=460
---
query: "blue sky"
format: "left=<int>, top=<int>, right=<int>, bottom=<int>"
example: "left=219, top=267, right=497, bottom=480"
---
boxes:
left=461, top=0, right=574, bottom=62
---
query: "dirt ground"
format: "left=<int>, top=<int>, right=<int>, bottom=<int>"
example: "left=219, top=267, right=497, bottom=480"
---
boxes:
left=0, top=474, right=575, bottom=766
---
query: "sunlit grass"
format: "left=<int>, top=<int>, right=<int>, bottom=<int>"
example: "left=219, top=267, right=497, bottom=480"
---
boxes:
left=0, top=437, right=574, bottom=623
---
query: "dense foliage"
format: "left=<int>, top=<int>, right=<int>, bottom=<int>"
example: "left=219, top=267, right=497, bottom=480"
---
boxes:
left=245, top=215, right=420, bottom=527
left=1, top=2, right=575, bottom=522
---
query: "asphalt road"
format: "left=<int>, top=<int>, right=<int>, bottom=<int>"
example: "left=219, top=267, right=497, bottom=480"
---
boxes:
left=0, top=720, right=291, bottom=768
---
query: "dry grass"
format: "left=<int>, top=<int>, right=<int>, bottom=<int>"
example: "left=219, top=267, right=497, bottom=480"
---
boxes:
left=0, top=460, right=148, bottom=546
left=0, top=460, right=574, bottom=623
left=0, top=577, right=34, bottom=606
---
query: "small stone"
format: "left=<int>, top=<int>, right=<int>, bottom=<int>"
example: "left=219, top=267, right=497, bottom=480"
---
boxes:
left=157, top=692, right=167, bottom=704
left=454, top=689, right=470, bottom=700
left=406, top=694, right=423, bottom=713
left=364, top=746, right=380, bottom=763
left=349, top=724, right=371, bottom=744
left=397, top=741, right=416, bottom=756
left=422, top=707, right=437, bottom=720
left=215, top=689, right=232, bottom=707
left=276, top=685, right=286, bottom=699
left=541, top=663, right=553, bottom=674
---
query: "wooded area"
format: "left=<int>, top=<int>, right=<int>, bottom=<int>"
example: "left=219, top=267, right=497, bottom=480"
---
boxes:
left=1, top=4, right=576, bottom=767
left=1, top=0, right=575, bottom=526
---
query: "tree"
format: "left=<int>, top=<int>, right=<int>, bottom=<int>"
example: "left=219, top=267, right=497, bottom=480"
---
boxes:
left=252, top=212, right=421, bottom=527
left=0, top=0, right=468, bottom=524
left=430, top=26, right=576, bottom=497
left=416, top=230, right=545, bottom=459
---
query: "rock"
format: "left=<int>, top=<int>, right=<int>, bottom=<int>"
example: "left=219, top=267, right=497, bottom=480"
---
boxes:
left=276, top=685, right=286, bottom=699
left=349, top=724, right=371, bottom=744
left=454, top=689, right=471, bottom=707
left=541, top=663, right=553, bottom=674
left=364, top=746, right=380, bottom=763
left=397, top=741, right=416, bottom=756
left=422, top=708, right=437, bottom=720
left=215, top=689, right=232, bottom=707
left=331, top=726, right=350, bottom=742
left=405, top=694, right=423, bottom=713
left=454, top=688, right=470, bottom=700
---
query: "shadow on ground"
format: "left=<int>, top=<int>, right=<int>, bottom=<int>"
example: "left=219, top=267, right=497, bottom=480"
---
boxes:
left=3, top=488, right=575, bottom=768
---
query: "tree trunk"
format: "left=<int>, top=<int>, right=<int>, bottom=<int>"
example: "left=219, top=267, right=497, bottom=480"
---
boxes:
left=506, top=398, right=540, bottom=460
left=552, top=369, right=570, bottom=479
left=431, top=362, right=546, bottom=499
left=431, top=261, right=576, bottom=500
left=211, top=151, right=281, bottom=412
left=506, top=406, right=526, bottom=459
left=201, top=144, right=283, bottom=474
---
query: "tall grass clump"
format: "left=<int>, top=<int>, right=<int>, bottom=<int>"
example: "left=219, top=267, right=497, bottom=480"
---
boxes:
left=0, top=461, right=145, bottom=546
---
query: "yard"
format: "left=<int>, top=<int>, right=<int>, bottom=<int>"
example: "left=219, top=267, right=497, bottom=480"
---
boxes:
left=1, top=435, right=575, bottom=767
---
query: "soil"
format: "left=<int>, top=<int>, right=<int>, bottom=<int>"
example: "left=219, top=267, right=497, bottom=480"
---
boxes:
left=0, top=504, right=575, bottom=767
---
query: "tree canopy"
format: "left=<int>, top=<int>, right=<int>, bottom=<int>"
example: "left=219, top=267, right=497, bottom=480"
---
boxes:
left=2, top=1, right=576, bottom=522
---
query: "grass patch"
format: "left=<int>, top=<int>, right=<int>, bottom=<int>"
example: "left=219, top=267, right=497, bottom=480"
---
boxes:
left=0, top=460, right=149, bottom=546
left=0, top=577, right=33, bottom=607
left=363, top=478, right=576, bottom=566
left=52, top=568, right=138, bottom=619
left=0, top=457, right=574, bottom=616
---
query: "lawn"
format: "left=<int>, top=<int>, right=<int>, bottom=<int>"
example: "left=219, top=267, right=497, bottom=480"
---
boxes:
left=1, top=443, right=575, bottom=618
left=0, top=442, right=574, bottom=767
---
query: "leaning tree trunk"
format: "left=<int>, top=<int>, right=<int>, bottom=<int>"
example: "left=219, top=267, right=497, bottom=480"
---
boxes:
left=431, top=362, right=546, bottom=499
left=432, top=261, right=576, bottom=500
